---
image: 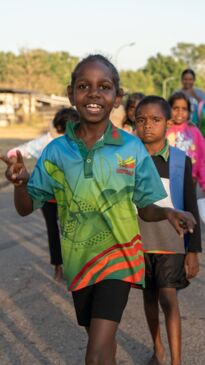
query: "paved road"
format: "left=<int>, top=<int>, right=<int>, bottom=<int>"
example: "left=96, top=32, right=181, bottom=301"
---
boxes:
left=0, top=184, right=205, bottom=365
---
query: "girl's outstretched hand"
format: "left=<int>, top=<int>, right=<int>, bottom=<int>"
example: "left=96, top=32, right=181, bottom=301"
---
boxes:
left=165, top=208, right=196, bottom=238
left=0, top=150, right=29, bottom=187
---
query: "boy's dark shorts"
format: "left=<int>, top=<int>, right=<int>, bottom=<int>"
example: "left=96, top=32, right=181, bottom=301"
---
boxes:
left=72, top=279, right=131, bottom=327
left=144, top=253, right=189, bottom=290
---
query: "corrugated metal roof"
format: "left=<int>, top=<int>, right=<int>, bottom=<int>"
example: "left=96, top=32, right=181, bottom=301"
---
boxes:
left=0, top=88, right=35, bottom=94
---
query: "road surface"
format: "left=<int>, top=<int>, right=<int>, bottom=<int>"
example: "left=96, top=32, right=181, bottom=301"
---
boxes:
left=0, top=184, right=205, bottom=364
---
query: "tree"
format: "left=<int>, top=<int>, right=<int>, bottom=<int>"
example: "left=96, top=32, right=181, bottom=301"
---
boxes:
left=48, top=51, right=79, bottom=88
left=172, top=43, right=205, bottom=76
left=144, top=53, right=186, bottom=96
left=0, top=44, right=203, bottom=97
left=171, top=43, right=199, bottom=67
left=120, top=70, right=155, bottom=94
left=0, top=52, right=19, bottom=85
left=0, top=49, right=79, bottom=95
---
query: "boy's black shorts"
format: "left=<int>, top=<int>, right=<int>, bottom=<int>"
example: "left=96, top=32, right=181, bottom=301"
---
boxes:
left=72, top=279, right=131, bottom=327
left=144, top=253, right=189, bottom=290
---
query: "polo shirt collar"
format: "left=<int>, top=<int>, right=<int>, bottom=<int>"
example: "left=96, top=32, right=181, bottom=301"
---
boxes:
left=153, top=140, right=170, bottom=162
left=66, top=121, right=124, bottom=146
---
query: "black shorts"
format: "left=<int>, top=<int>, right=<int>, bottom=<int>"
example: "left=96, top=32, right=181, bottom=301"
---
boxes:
left=144, top=253, right=189, bottom=290
left=72, top=279, right=131, bottom=327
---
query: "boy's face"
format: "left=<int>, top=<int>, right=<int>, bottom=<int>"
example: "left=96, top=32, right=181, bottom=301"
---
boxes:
left=135, top=103, right=167, bottom=144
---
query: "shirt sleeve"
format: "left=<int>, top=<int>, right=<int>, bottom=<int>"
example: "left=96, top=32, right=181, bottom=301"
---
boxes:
left=133, top=141, right=167, bottom=208
left=7, top=133, right=52, bottom=159
left=27, top=147, right=56, bottom=210
left=7, top=141, right=35, bottom=159
left=195, top=88, right=205, bottom=101
left=184, top=156, right=202, bottom=252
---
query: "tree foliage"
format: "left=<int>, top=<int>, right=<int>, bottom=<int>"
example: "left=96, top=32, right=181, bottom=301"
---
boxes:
left=0, top=48, right=79, bottom=95
left=143, top=53, right=186, bottom=95
left=171, top=42, right=205, bottom=68
left=171, top=42, right=205, bottom=91
left=120, top=70, right=155, bottom=95
left=0, top=44, right=204, bottom=98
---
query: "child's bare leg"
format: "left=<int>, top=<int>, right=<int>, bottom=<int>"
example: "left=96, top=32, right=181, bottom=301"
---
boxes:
left=54, top=265, right=63, bottom=281
left=143, top=288, right=166, bottom=364
left=159, top=288, right=181, bottom=365
left=86, top=318, right=118, bottom=365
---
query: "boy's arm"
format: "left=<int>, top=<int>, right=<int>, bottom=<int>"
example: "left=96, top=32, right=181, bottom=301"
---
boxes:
left=183, top=156, right=201, bottom=279
left=7, top=141, right=33, bottom=159
left=138, top=205, right=196, bottom=238
left=0, top=151, right=33, bottom=216
left=7, top=133, right=51, bottom=160
left=184, top=252, right=199, bottom=279
left=184, top=156, right=202, bottom=252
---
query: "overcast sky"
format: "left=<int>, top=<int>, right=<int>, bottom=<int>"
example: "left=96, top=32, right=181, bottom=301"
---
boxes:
left=1, top=0, right=204, bottom=70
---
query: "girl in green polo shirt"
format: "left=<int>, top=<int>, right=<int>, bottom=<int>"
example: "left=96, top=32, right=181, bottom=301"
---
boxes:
left=1, top=54, right=196, bottom=365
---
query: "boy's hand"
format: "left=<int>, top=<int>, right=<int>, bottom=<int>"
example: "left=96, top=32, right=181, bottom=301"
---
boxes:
left=0, top=150, right=29, bottom=187
left=184, top=252, right=199, bottom=279
left=165, top=208, right=196, bottom=238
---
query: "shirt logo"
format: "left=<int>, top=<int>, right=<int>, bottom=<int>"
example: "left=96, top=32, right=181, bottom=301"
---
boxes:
left=116, top=154, right=135, bottom=176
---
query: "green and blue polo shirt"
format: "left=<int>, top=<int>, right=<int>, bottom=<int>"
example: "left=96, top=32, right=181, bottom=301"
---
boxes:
left=28, top=122, right=167, bottom=291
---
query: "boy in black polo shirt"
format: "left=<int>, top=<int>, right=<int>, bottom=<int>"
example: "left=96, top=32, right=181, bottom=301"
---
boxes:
left=135, top=96, right=201, bottom=365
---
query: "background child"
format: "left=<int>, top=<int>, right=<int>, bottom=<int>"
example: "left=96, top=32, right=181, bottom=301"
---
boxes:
left=167, top=92, right=205, bottom=195
left=7, top=107, right=79, bottom=280
left=7, top=107, right=79, bottom=160
left=177, top=69, right=205, bottom=124
left=135, top=95, right=201, bottom=365
left=123, top=92, right=145, bottom=133
left=0, top=55, right=196, bottom=365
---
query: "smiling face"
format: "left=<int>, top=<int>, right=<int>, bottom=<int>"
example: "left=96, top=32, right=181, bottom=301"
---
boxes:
left=171, top=98, right=189, bottom=124
left=135, top=103, right=167, bottom=145
left=182, top=72, right=195, bottom=90
left=68, top=60, right=121, bottom=125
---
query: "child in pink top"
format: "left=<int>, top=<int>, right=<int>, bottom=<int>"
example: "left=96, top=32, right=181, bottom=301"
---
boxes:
left=167, top=92, right=205, bottom=193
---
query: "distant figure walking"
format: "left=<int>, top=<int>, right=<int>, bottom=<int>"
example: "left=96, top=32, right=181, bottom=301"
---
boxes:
left=177, top=68, right=205, bottom=125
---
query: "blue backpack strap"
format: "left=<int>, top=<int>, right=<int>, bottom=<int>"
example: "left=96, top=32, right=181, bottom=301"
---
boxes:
left=169, top=146, right=186, bottom=211
left=169, top=146, right=189, bottom=250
